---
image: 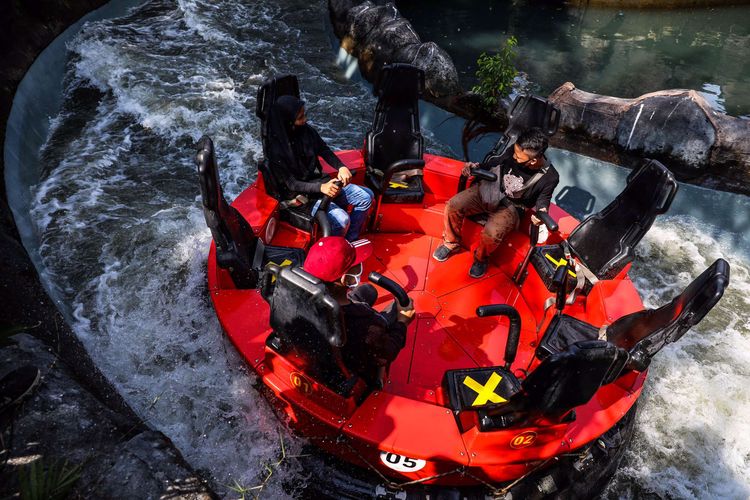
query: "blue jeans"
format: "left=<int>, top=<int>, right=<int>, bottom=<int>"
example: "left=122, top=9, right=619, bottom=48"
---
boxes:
left=312, top=184, right=374, bottom=241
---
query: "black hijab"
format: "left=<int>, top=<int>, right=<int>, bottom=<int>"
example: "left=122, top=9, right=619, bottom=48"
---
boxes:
left=266, top=94, right=338, bottom=197
left=267, top=95, right=304, bottom=172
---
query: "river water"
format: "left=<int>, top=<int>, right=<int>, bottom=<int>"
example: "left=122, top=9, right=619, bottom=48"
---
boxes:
left=9, top=0, right=750, bottom=497
left=398, top=0, right=750, bottom=117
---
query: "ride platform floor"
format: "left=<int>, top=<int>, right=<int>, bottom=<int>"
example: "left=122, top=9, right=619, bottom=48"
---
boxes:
left=362, top=232, right=539, bottom=403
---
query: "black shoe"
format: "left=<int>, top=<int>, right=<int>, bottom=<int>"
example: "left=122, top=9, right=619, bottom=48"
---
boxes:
left=432, top=244, right=459, bottom=262
left=469, top=259, right=489, bottom=279
left=0, top=366, right=41, bottom=414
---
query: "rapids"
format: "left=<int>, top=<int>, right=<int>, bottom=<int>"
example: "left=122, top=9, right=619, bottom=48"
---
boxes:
left=6, top=0, right=749, bottom=497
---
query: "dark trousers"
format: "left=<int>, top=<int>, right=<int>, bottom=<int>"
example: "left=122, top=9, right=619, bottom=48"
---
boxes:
left=443, top=184, right=520, bottom=261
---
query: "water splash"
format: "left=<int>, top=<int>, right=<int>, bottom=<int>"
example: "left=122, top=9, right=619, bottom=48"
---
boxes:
left=24, top=0, right=750, bottom=497
left=608, top=217, right=750, bottom=499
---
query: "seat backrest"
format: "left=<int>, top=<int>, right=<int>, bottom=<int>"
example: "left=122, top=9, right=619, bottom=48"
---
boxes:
left=607, top=258, right=730, bottom=371
left=567, top=159, right=678, bottom=280
left=482, top=94, right=560, bottom=164
left=365, top=63, right=424, bottom=173
left=268, top=266, right=350, bottom=388
left=196, top=136, right=259, bottom=288
left=256, top=75, right=301, bottom=200
left=521, top=340, right=629, bottom=418
left=481, top=340, right=628, bottom=429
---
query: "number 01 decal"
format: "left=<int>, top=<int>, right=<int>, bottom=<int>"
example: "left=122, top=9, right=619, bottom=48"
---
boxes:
left=379, top=451, right=426, bottom=472
left=509, top=431, right=537, bottom=449
left=289, top=372, right=313, bottom=395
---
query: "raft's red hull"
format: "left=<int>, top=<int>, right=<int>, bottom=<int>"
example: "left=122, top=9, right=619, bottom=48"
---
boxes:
left=207, top=151, right=646, bottom=486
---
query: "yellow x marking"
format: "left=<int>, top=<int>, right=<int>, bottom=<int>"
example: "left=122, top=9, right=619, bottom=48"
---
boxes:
left=543, top=254, right=577, bottom=278
left=388, top=181, right=409, bottom=189
left=463, top=372, right=507, bottom=406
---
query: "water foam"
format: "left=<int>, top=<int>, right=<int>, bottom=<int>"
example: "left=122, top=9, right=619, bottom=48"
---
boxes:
left=609, top=217, right=750, bottom=499
left=24, top=0, right=750, bottom=497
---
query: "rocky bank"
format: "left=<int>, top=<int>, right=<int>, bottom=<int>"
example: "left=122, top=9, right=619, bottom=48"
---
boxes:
left=328, top=0, right=750, bottom=194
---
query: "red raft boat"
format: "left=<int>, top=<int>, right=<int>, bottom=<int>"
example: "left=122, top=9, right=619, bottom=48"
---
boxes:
left=197, top=65, right=729, bottom=497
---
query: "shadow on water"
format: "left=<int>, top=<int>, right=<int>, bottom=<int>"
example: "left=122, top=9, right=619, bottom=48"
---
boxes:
left=554, top=185, right=596, bottom=219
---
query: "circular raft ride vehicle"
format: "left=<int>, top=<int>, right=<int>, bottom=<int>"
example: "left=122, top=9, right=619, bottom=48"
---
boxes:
left=197, top=65, right=730, bottom=498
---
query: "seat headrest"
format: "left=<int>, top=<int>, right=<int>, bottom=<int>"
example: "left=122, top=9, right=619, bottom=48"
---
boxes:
left=196, top=136, right=220, bottom=211
left=506, top=94, right=560, bottom=138
left=256, top=74, right=300, bottom=121
left=567, top=159, right=678, bottom=279
left=373, top=63, right=425, bottom=105
left=482, top=94, right=560, bottom=164
left=269, top=266, right=346, bottom=348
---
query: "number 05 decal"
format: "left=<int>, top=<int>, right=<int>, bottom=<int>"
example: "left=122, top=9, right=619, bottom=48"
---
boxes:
left=379, top=451, right=426, bottom=472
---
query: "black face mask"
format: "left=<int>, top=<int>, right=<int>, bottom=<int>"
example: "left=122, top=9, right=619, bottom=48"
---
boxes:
left=513, top=157, right=536, bottom=169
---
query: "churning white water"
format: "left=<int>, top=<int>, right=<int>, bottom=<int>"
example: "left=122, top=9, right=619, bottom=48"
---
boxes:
left=15, top=0, right=750, bottom=497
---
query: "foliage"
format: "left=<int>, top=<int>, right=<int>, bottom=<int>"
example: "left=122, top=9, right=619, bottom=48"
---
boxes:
left=18, top=458, right=82, bottom=500
left=471, top=36, right=519, bottom=109
left=228, top=431, right=308, bottom=500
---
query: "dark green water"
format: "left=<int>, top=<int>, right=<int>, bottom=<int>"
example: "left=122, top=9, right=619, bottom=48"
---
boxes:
left=397, top=0, right=750, bottom=117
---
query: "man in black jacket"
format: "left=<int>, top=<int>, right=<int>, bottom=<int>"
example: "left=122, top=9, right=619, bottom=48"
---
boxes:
left=303, top=237, right=415, bottom=385
left=432, top=128, right=559, bottom=278
left=266, top=95, right=373, bottom=241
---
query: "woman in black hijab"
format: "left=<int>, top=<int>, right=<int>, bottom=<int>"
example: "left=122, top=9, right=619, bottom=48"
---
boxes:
left=266, top=95, right=373, bottom=241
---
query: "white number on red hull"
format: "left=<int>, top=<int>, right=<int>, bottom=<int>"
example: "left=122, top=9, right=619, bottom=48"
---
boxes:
left=379, top=452, right=426, bottom=472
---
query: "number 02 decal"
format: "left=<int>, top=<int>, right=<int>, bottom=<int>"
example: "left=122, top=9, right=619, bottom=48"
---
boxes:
left=379, top=452, right=426, bottom=472
left=509, top=431, right=537, bottom=449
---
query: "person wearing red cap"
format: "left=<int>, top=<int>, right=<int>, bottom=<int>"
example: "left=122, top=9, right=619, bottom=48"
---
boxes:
left=303, top=236, right=415, bottom=385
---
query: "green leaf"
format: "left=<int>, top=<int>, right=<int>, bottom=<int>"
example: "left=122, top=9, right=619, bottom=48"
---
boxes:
left=472, top=36, right=519, bottom=110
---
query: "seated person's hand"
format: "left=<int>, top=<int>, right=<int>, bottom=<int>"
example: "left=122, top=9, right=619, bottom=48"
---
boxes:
left=530, top=208, right=547, bottom=226
left=337, top=166, right=353, bottom=186
left=396, top=297, right=416, bottom=325
left=320, top=179, right=342, bottom=197
left=461, top=162, right=479, bottom=177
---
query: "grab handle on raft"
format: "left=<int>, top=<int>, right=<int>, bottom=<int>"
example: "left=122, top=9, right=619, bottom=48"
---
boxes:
left=368, top=272, right=410, bottom=307
left=552, top=262, right=570, bottom=313
left=513, top=210, right=558, bottom=285
left=535, top=211, right=558, bottom=232
left=315, top=180, right=342, bottom=238
left=469, top=167, right=497, bottom=183
left=476, top=304, right=521, bottom=370
left=457, top=167, right=498, bottom=193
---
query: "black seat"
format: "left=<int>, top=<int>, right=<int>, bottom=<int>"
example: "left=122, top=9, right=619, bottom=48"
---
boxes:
left=196, top=136, right=305, bottom=288
left=464, top=94, right=560, bottom=225
left=364, top=63, right=426, bottom=204
left=537, top=259, right=730, bottom=373
left=256, top=75, right=317, bottom=232
left=530, top=159, right=678, bottom=296
left=482, top=94, right=560, bottom=164
left=479, top=340, right=629, bottom=430
left=263, top=265, right=358, bottom=395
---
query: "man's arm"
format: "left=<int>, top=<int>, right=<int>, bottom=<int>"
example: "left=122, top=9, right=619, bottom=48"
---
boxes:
left=365, top=320, right=407, bottom=363
left=533, top=171, right=559, bottom=212
left=313, top=131, right=346, bottom=169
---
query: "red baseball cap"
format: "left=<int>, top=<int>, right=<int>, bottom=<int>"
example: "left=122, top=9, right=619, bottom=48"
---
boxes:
left=303, top=237, right=373, bottom=282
